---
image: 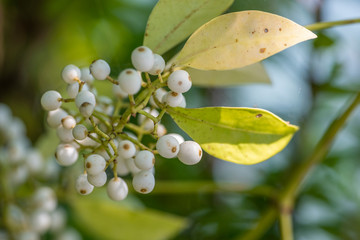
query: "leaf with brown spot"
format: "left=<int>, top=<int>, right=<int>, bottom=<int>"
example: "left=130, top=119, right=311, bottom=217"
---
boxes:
left=143, top=0, right=234, bottom=55
left=174, top=10, right=317, bottom=70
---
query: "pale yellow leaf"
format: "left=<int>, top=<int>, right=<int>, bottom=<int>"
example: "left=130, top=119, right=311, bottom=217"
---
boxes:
left=174, top=11, right=317, bottom=70
left=187, top=62, right=270, bottom=87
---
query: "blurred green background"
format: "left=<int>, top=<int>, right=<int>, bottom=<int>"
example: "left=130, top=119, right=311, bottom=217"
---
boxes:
left=1, top=0, right=360, bottom=239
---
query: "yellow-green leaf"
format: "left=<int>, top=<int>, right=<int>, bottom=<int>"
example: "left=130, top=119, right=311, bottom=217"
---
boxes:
left=167, top=107, right=298, bottom=165
left=187, top=62, right=270, bottom=87
left=144, top=0, right=234, bottom=55
left=174, top=11, right=317, bottom=70
left=71, top=195, right=185, bottom=240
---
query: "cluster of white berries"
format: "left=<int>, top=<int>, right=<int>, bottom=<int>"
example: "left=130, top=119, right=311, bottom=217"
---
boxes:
left=0, top=103, right=81, bottom=240
left=40, top=46, right=203, bottom=201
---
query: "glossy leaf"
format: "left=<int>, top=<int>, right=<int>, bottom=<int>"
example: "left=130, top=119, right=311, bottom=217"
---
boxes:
left=71, top=195, right=185, bottom=240
left=187, top=62, right=270, bottom=87
left=174, top=11, right=317, bottom=70
left=143, top=0, right=234, bottom=55
left=167, top=107, right=298, bottom=165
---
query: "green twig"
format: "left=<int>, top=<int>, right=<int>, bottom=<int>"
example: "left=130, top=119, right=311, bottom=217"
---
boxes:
left=280, top=211, right=293, bottom=240
left=306, top=18, right=360, bottom=31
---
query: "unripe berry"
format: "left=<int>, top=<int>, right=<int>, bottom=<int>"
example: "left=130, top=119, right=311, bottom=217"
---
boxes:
left=163, top=91, right=184, bottom=107
left=156, top=135, right=179, bottom=158
left=50, top=208, right=66, bottom=232
left=167, top=70, right=192, bottom=93
left=76, top=173, right=94, bottom=195
left=85, top=154, right=106, bottom=175
left=118, top=69, right=142, bottom=95
left=80, top=67, right=94, bottom=84
left=115, top=156, right=130, bottom=176
left=55, top=144, right=78, bottom=166
left=131, top=46, right=154, bottom=72
left=47, top=109, right=68, bottom=128
left=61, top=115, right=76, bottom=129
left=87, top=171, right=107, bottom=187
left=61, top=64, right=81, bottom=84
left=66, top=82, right=79, bottom=98
left=72, top=124, right=88, bottom=140
left=113, top=84, right=128, bottom=99
left=150, top=88, right=167, bottom=107
left=107, top=177, right=128, bottom=201
left=25, top=150, right=43, bottom=175
left=118, top=140, right=136, bottom=159
left=177, top=141, right=203, bottom=165
left=41, top=91, right=62, bottom=111
left=179, top=95, right=186, bottom=108
left=148, top=54, right=165, bottom=75
left=56, top=125, right=74, bottom=143
left=132, top=170, right=155, bottom=194
left=135, top=150, right=155, bottom=170
left=75, top=90, right=95, bottom=108
left=90, top=59, right=110, bottom=80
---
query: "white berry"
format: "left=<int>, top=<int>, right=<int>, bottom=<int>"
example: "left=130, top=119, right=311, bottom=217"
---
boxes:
left=167, top=70, right=192, bottom=93
left=47, top=109, right=68, bottom=128
left=177, top=141, right=203, bottom=165
left=30, top=210, right=51, bottom=233
left=167, top=133, right=184, bottom=144
left=113, top=84, right=128, bottom=99
left=80, top=67, right=94, bottom=84
left=107, top=177, right=128, bottom=201
left=79, top=102, right=95, bottom=118
left=163, top=91, right=184, bottom=107
left=135, top=150, right=155, bottom=170
left=90, top=59, right=110, bottom=80
left=61, top=64, right=81, bottom=84
left=72, top=124, right=88, bottom=140
left=132, top=170, right=155, bottom=194
left=115, top=156, right=130, bottom=176
left=125, top=157, right=141, bottom=175
left=75, top=90, right=95, bottom=108
left=41, top=90, right=62, bottom=111
left=156, top=135, right=179, bottom=158
left=56, top=125, right=74, bottom=143
left=32, top=187, right=57, bottom=212
left=85, top=154, right=106, bottom=175
left=118, top=140, right=136, bottom=159
left=76, top=173, right=94, bottom=195
left=148, top=54, right=165, bottom=75
left=66, top=82, right=79, bottom=98
left=55, top=144, right=78, bottom=166
left=61, top=115, right=76, bottom=129
left=118, top=68, right=142, bottom=95
left=150, top=88, right=167, bottom=108
left=131, top=46, right=154, bottom=72
left=156, top=123, right=167, bottom=137
left=87, top=171, right=107, bottom=187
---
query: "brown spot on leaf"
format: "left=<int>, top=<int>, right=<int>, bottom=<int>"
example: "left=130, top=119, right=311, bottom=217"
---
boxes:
left=251, top=30, right=256, bottom=34
left=123, top=144, right=130, bottom=150
left=86, top=162, right=91, bottom=168
left=171, top=146, right=177, bottom=153
left=279, top=28, right=282, bottom=31
left=235, top=38, right=239, bottom=43
left=264, top=28, right=269, bottom=33
left=145, top=33, right=148, bottom=36
left=256, top=114, right=263, bottom=118
left=284, top=43, right=287, bottom=46
left=80, top=189, right=86, bottom=194
left=138, top=47, right=145, bottom=52
left=260, top=48, right=266, bottom=53
left=140, top=188, right=147, bottom=193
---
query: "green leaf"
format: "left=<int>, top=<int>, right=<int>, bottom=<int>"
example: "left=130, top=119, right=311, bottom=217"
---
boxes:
left=167, top=107, right=298, bottom=165
left=71, top=195, right=185, bottom=240
left=143, top=0, right=234, bottom=55
left=174, top=10, right=317, bottom=70
left=187, top=62, right=270, bottom=87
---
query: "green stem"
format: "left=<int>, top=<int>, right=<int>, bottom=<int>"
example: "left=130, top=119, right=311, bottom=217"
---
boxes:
left=119, top=133, right=152, bottom=151
left=89, top=116, right=110, bottom=140
left=106, top=76, right=119, bottom=85
left=280, top=212, right=293, bottom=240
left=138, top=109, right=158, bottom=123
left=306, top=18, right=360, bottom=31
left=92, top=111, right=112, bottom=130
